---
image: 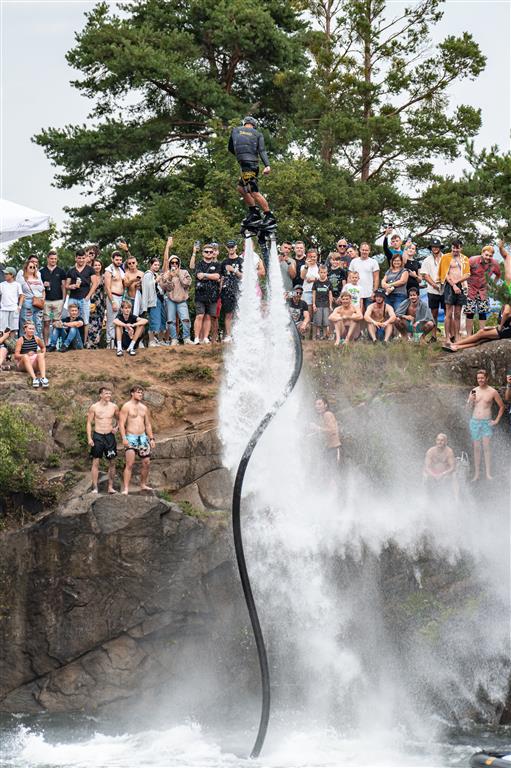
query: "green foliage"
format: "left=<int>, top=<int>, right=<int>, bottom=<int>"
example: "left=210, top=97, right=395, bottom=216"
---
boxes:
left=0, top=406, right=43, bottom=496
left=165, top=363, right=215, bottom=383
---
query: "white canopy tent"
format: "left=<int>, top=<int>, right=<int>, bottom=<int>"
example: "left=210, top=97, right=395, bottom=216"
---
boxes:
left=0, top=198, right=50, bottom=244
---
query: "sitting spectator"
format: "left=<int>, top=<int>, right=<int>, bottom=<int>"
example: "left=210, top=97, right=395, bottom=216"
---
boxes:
left=14, top=321, right=48, bottom=388
left=86, top=258, right=106, bottom=349
left=41, top=250, right=67, bottom=345
left=423, top=433, right=458, bottom=499
left=47, top=304, right=85, bottom=352
left=18, top=258, right=45, bottom=337
left=349, top=242, right=380, bottom=313
left=329, top=291, right=363, bottom=345
left=394, top=287, right=435, bottom=343
left=445, top=303, right=511, bottom=351
left=141, top=256, right=164, bottom=347
left=193, top=244, right=221, bottom=344
left=364, top=289, right=396, bottom=342
left=0, top=329, right=10, bottom=368
left=288, top=287, right=310, bottom=336
left=0, top=267, right=23, bottom=334
left=113, top=299, right=148, bottom=356
left=344, top=270, right=363, bottom=312
left=312, top=264, right=333, bottom=340
left=381, top=253, right=409, bottom=311
left=465, top=245, right=501, bottom=336
left=160, top=254, right=192, bottom=345
left=220, top=241, right=243, bottom=343
left=66, top=249, right=98, bottom=345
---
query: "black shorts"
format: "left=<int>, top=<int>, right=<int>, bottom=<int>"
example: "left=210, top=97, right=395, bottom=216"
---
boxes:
left=195, top=299, right=218, bottom=317
left=427, top=293, right=445, bottom=311
left=221, top=292, right=238, bottom=314
left=90, top=431, right=117, bottom=460
left=498, top=326, right=511, bottom=340
left=238, top=165, right=259, bottom=193
left=444, top=284, right=467, bottom=306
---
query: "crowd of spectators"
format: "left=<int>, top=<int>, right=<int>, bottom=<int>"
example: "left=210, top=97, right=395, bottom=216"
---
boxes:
left=0, top=229, right=510, bottom=387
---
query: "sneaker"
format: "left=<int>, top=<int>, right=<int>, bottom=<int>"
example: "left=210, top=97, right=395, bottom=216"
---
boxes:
left=46, top=345, right=56, bottom=353
left=60, top=345, right=69, bottom=352
left=183, top=338, right=193, bottom=345
left=32, top=378, right=40, bottom=388
left=193, top=338, right=201, bottom=345
left=116, top=349, right=123, bottom=357
left=40, top=377, right=49, bottom=388
left=170, top=339, right=179, bottom=347
left=202, top=338, right=210, bottom=345
left=128, top=348, right=136, bottom=356
left=148, top=340, right=159, bottom=348
left=138, top=341, right=145, bottom=349
left=223, top=335, right=232, bottom=343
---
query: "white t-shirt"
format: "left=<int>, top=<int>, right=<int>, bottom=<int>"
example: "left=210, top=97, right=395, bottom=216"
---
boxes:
left=420, top=253, right=442, bottom=295
left=0, top=280, right=23, bottom=311
left=349, top=257, right=379, bottom=298
left=301, top=264, right=319, bottom=300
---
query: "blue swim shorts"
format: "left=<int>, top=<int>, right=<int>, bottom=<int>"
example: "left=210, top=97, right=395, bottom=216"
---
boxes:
left=469, top=418, right=493, bottom=442
left=125, top=432, right=151, bottom=456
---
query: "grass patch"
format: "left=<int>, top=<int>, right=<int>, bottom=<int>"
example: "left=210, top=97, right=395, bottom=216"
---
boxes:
left=163, top=364, right=215, bottom=384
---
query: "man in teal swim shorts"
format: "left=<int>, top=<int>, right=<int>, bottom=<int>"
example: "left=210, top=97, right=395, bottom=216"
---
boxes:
left=467, top=369, right=504, bottom=481
left=119, top=385, right=156, bottom=495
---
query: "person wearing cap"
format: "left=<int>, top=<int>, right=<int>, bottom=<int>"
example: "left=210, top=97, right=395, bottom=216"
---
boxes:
left=228, top=116, right=276, bottom=230
left=364, top=288, right=396, bottom=342
left=0, top=267, right=24, bottom=334
left=420, top=238, right=444, bottom=340
left=465, top=245, right=501, bottom=336
left=438, top=239, right=470, bottom=343
left=287, top=287, right=310, bottom=336
left=160, top=254, right=192, bottom=346
left=193, top=244, right=222, bottom=344
left=220, top=241, right=243, bottom=342
left=394, top=287, right=435, bottom=343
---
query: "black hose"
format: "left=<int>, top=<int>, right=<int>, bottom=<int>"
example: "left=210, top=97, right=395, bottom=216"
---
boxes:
left=231, top=315, right=303, bottom=759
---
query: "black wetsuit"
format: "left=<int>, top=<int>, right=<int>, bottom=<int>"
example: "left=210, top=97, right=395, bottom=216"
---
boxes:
left=228, top=126, right=270, bottom=193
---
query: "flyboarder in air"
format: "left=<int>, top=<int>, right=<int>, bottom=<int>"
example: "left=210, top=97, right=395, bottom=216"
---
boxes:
left=228, top=116, right=277, bottom=233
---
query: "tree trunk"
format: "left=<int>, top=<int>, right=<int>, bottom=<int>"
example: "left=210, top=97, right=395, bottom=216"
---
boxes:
left=360, top=0, right=372, bottom=182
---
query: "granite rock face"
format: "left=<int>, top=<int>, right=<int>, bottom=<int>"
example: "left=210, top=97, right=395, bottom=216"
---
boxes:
left=0, top=494, right=249, bottom=715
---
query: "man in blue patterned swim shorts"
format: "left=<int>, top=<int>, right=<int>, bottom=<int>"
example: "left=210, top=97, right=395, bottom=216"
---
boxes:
left=467, top=370, right=504, bottom=482
left=119, top=385, right=156, bottom=495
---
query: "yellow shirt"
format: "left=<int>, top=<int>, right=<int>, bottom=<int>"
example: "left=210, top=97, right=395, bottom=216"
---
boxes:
left=438, top=252, right=470, bottom=284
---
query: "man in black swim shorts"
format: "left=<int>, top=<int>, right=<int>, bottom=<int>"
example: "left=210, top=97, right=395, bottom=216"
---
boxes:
left=87, top=387, right=120, bottom=494
left=228, top=116, right=276, bottom=230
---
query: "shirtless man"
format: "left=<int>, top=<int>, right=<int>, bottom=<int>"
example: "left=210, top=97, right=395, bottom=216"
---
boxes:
left=119, top=385, right=156, bottom=495
left=87, top=387, right=119, bottom=494
left=329, top=291, right=363, bottom=345
left=497, top=239, right=511, bottom=285
left=423, top=433, right=458, bottom=500
left=123, top=255, right=144, bottom=314
left=364, top=288, right=396, bottom=342
left=439, top=240, right=470, bottom=342
left=104, top=251, right=125, bottom=348
left=467, top=369, right=504, bottom=481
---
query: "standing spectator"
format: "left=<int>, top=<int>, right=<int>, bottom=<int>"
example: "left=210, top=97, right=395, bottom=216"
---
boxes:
left=327, top=253, right=347, bottom=304
left=402, top=241, right=421, bottom=292
left=312, top=264, right=333, bottom=340
left=465, top=245, right=501, bottom=336
left=381, top=253, right=409, bottom=311
left=300, top=249, right=320, bottom=324
left=209, top=242, right=222, bottom=343
left=66, top=249, right=98, bottom=344
left=329, top=291, right=363, bottom=345
left=220, top=241, right=243, bottom=343
left=394, top=287, right=435, bottom=343
left=122, top=255, right=144, bottom=315
left=504, top=370, right=511, bottom=434
left=119, top=385, right=156, bottom=495
left=41, top=250, right=67, bottom=345
left=0, top=267, right=24, bottom=333
left=420, top=238, right=444, bottom=340
left=16, top=255, right=40, bottom=284
left=466, top=370, right=504, bottom=482
left=278, top=242, right=296, bottom=295
left=193, top=245, right=221, bottom=344
left=287, top=287, right=310, bottom=336
left=438, top=238, right=470, bottom=343
left=364, top=289, right=396, bottom=342
left=18, top=259, right=45, bottom=337
left=160, top=255, right=192, bottom=345
left=346, top=244, right=359, bottom=266
left=349, top=242, right=380, bottom=312
left=344, top=270, right=363, bottom=312
left=104, top=251, right=125, bottom=349
left=383, top=226, right=403, bottom=265
left=292, top=241, right=306, bottom=287
left=140, top=256, right=163, bottom=347
left=113, top=300, right=148, bottom=356
left=86, top=258, right=106, bottom=349
left=14, top=321, right=48, bottom=388
left=48, top=303, right=85, bottom=352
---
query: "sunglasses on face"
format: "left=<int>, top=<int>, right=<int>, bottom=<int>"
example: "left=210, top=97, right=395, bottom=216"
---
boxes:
left=203, top=250, right=213, bottom=254
left=170, top=261, right=179, bottom=265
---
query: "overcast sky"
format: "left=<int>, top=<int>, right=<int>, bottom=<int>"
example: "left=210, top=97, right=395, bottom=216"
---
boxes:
left=1, top=0, right=510, bottom=230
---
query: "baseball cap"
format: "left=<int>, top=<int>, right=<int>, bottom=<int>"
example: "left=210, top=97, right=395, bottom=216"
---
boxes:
left=226, top=240, right=237, bottom=248
left=4, top=267, right=16, bottom=276
left=430, top=237, right=443, bottom=248
left=374, top=288, right=386, bottom=297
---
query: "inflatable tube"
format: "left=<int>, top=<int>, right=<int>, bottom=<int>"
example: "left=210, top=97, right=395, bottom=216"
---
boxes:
left=471, top=752, right=511, bottom=768
left=231, top=307, right=303, bottom=759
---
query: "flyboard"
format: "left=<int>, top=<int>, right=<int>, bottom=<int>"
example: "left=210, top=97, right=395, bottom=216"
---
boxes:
left=231, top=224, right=303, bottom=758
left=471, top=753, right=511, bottom=768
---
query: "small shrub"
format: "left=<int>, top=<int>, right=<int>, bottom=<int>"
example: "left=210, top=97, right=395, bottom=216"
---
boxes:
left=165, top=364, right=214, bottom=383
left=0, top=406, right=43, bottom=497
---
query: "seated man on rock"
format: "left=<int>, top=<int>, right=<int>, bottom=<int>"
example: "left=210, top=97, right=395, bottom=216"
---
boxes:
left=364, top=288, right=396, bottom=342
left=329, top=291, right=363, bottom=345
left=444, top=303, right=511, bottom=352
left=423, top=432, right=458, bottom=500
left=113, top=300, right=148, bottom=356
left=394, top=287, right=435, bottom=343
left=47, top=304, right=84, bottom=352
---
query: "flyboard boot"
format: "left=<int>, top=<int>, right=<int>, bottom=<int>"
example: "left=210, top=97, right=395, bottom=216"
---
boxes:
left=240, top=208, right=263, bottom=235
